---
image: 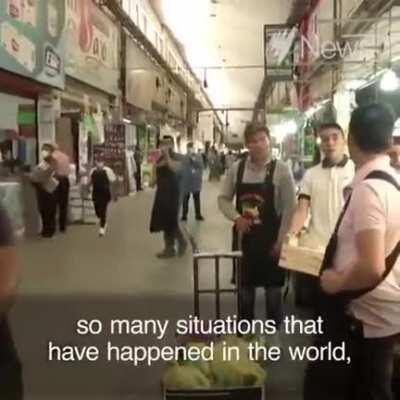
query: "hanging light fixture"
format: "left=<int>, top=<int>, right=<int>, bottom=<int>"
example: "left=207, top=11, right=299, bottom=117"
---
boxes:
left=380, top=69, right=400, bottom=92
left=380, top=10, right=400, bottom=92
left=203, top=68, right=208, bottom=89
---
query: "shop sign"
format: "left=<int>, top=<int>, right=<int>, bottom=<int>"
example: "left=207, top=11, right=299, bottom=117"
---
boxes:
left=0, top=0, right=65, bottom=88
left=126, top=38, right=157, bottom=111
left=65, top=0, right=119, bottom=95
left=264, top=24, right=297, bottom=82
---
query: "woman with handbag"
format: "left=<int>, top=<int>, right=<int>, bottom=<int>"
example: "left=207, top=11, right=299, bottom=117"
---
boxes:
left=30, top=144, right=59, bottom=238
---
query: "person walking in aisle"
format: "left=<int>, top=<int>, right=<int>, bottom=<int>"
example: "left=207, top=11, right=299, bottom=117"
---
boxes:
left=51, top=144, right=71, bottom=233
left=31, top=144, right=59, bottom=238
left=208, top=147, right=222, bottom=181
left=89, top=155, right=116, bottom=237
left=150, top=136, right=187, bottom=258
left=225, top=150, right=236, bottom=171
left=218, top=123, right=296, bottom=330
left=134, top=145, right=143, bottom=191
left=182, top=142, right=205, bottom=222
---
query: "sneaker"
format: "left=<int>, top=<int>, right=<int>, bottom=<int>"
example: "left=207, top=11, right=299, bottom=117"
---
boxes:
left=156, top=248, right=176, bottom=259
left=196, top=215, right=205, bottom=221
left=181, top=216, right=187, bottom=222
left=99, top=227, right=106, bottom=237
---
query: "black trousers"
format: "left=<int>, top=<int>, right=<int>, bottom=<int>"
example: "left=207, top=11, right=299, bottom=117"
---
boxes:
left=304, top=325, right=398, bottom=400
left=93, top=195, right=110, bottom=228
left=240, top=285, right=283, bottom=328
left=55, top=177, right=70, bottom=232
left=36, top=185, right=57, bottom=237
left=163, top=225, right=186, bottom=250
left=182, top=192, right=201, bottom=218
left=0, top=319, right=23, bottom=399
left=135, top=166, right=142, bottom=191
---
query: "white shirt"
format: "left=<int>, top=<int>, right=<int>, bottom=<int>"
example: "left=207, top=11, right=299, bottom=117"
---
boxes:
left=299, top=158, right=355, bottom=247
left=333, top=156, right=400, bottom=338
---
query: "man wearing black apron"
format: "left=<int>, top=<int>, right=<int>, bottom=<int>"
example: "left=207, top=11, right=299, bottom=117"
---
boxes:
left=219, top=124, right=296, bottom=327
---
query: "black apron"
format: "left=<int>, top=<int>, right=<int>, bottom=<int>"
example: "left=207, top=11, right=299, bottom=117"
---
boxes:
left=233, top=158, right=285, bottom=288
left=150, top=154, right=181, bottom=233
left=304, top=170, right=400, bottom=399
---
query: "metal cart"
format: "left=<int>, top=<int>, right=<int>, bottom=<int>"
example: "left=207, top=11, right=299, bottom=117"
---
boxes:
left=193, top=250, right=243, bottom=319
left=162, top=235, right=265, bottom=400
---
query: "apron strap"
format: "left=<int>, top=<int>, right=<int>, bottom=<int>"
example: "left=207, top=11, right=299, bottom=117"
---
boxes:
left=235, top=157, right=247, bottom=211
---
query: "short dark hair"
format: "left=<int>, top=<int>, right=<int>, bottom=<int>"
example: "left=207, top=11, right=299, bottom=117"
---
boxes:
left=349, top=103, right=394, bottom=153
left=244, top=123, right=270, bottom=143
left=187, top=142, right=194, bottom=148
left=318, top=122, right=344, bottom=136
left=42, top=143, right=56, bottom=152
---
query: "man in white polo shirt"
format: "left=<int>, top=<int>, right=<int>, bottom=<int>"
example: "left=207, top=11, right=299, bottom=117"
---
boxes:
left=287, top=122, right=355, bottom=248
left=304, top=103, right=400, bottom=400
left=287, top=123, right=354, bottom=306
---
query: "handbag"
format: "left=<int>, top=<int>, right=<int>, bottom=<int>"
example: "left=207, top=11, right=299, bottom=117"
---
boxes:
left=31, top=162, right=59, bottom=193
left=42, top=176, right=59, bottom=194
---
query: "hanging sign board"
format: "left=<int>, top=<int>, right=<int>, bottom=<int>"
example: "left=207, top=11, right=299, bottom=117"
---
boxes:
left=0, top=0, right=65, bottom=88
left=264, top=24, right=297, bottom=82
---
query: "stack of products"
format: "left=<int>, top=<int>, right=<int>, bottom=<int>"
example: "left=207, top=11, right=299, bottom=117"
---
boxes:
left=162, top=335, right=267, bottom=390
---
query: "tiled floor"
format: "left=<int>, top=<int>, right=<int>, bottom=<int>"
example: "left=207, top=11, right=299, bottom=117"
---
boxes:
left=10, top=180, right=309, bottom=400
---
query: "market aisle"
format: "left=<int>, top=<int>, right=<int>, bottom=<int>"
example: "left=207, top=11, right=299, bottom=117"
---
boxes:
left=10, top=179, right=309, bottom=400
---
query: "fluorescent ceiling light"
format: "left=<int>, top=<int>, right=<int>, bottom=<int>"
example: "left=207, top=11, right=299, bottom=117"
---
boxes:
left=380, top=69, right=400, bottom=92
left=123, top=118, right=132, bottom=124
left=285, top=120, right=297, bottom=134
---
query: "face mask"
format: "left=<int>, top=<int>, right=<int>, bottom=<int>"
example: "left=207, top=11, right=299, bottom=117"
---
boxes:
left=41, top=150, right=50, bottom=159
left=96, top=162, right=105, bottom=168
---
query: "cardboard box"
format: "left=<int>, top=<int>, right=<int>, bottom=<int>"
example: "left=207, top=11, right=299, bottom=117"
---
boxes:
left=279, top=243, right=324, bottom=277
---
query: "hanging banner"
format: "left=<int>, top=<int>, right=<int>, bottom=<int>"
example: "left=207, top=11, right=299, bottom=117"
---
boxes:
left=126, top=38, right=158, bottom=111
left=264, top=24, right=297, bottom=82
left=0, top=0, right=65, bottom=88
left=65, top=0, right=119, bottom=95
